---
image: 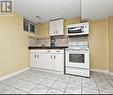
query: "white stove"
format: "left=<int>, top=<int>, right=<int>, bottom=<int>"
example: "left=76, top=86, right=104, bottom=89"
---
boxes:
left=65, top=42, right=90, bottom=77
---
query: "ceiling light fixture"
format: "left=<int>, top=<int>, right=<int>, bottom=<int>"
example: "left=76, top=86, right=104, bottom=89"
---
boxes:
left=50, top=18, right=63, bottom=21
left=36, top=16, right=42, bottom=19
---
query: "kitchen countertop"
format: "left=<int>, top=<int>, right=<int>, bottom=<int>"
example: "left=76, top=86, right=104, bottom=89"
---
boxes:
left=28, top=46, right=68, bottom=49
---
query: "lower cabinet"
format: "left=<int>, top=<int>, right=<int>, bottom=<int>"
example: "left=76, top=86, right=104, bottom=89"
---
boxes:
left=30, top=50, right=64, bottom=72
left=53, top=54, right=64, bottom=72
left=36, top=53, right=49, bottom=69
left=30, top=52, right=37, bottom=67
left=43, top=53, right=54, bottom=70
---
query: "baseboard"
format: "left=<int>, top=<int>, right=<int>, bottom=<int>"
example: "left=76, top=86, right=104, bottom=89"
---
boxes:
left=31, top=67, right=64, bottom=75
left=0, top=68, right=30, bottom=81
left=91, top=69, right=109, bottom=74
left=110, top=72, right=113, bottom=76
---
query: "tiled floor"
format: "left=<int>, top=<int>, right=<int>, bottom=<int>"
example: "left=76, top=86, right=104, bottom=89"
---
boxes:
left=0, top=69, right=113, bottom=94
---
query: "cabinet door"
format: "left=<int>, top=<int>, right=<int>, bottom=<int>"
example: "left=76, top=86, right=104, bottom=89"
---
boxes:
left=44, top=54, right=54, bottom=70
left=36, top=53, right=54, bottom=70
left=30, top=52, right=37, bottom=67
left=56, top=19, right=64, bottom=35
left=53, top=54, right=64, bottom=72
left=49, top=19, right=64, bottom=36
left=49, top=21, right=56, bottom=36
left=36, top=53, right=46, bottom=69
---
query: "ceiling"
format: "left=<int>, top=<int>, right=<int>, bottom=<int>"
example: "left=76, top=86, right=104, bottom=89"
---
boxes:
left=13, top=0, right=113, bottom=24
left=81, top=0, right=113, bottom=20
left=13, top=0, right=80, bottom=24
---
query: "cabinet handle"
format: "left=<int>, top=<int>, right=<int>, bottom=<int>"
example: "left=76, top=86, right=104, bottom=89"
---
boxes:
left=51, top=55, right=52, bottom=59
left=37, top=54, right=39, bottom=58
left=47, top=51, right=50, bottom=52
left=56, top=31, right=58, bottom=34
left=34, top=54, right=36, bottom=58
left=54, top=55, right=56, bottom=59
left=56, top=51, right=60, bottom=52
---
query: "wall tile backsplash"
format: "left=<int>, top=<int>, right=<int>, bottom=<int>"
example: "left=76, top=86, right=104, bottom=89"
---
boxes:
left=28, top=35, right=88, bottom=47
left=29, top=37, right=37, bottom=46
left=54, top=36, right=68, bottom=47
left=68, top=35, right=88, bottom=43
left=29, top=37, right=50, bottom=47
left=36, top=37, right=50, bottom=47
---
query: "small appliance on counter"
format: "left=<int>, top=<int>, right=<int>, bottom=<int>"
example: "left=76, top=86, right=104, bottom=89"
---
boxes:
left=50, top=36, right=56, bottom=48
left=65, top=42, right=90, bottom=77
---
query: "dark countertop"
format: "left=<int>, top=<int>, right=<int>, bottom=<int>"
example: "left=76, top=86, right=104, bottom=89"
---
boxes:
left=28, top=46, right=68, bottom=49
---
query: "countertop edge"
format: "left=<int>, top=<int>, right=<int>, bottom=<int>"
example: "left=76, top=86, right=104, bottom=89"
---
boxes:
left=28, top=46, right=68, bottom=49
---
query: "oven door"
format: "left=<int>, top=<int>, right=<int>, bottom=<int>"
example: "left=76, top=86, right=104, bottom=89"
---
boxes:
left=66, top=51, right=89, bottom=69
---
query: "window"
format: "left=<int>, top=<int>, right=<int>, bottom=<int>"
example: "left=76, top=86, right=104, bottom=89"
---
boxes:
left=30, top=24, right=35, bottom=32
left=24, top=20, right=29, bottom=31
left=23, top=19, right=36, bottom=33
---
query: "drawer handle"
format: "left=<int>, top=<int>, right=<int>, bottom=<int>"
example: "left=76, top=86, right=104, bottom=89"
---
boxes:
left=48, top=51, right=50, bottom=52
left=56, top=51, right=60, bottom=52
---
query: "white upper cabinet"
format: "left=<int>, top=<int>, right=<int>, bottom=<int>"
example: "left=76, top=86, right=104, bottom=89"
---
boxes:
left=49, top=19, right=64, bottom=36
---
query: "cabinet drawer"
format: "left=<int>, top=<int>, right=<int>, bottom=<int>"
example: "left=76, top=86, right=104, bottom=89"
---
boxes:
left=54, top=50, right=64, bottom=54
left=43, top=49, right=64, bottom=53
left=30, top=49, right=64, bottom=54
left=66, top=67, right=90, bottom=77
left=30, top=50, right=52, bottom=53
